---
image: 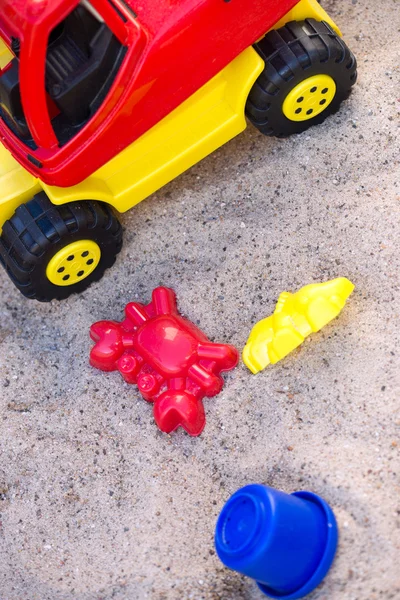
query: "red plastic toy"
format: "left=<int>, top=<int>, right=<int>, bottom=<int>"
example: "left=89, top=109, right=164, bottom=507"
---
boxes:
left=0, top=0, right=357, bottom=302
left=89, top=287, right=239, bottom=435
left=0, top=0, right=299, bottom=187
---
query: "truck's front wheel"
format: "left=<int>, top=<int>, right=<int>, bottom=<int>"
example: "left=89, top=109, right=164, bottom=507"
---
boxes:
left=246, top=19, right=357, bottom=137
left=0, top=193, right=122, bottom=301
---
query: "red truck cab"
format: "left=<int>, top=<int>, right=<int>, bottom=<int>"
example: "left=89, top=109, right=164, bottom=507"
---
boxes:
left=0, top=0, right=301, bottom=187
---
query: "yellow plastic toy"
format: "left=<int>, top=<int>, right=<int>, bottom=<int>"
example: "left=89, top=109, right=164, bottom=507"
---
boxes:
left=243, top=278, right=355, bottom=373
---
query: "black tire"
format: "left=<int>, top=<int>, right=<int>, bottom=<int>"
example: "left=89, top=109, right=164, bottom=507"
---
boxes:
left=0, top=192, right=123, bottom=301
left=246, top=19, right=357, bottom=137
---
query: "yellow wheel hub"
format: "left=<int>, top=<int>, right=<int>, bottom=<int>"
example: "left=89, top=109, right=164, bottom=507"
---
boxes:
left=46, top=240, right=101, bottom=287
left=282, top=74, right=336, bottom=122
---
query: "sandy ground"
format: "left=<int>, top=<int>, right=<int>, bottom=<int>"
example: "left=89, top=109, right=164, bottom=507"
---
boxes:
left=0, top=1, right=399, bottom=599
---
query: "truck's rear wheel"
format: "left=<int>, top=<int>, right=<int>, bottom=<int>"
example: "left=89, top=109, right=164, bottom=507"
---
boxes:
left=246, top=19, right=357, bottom=137
left=0, top=192, right=122, bottom=301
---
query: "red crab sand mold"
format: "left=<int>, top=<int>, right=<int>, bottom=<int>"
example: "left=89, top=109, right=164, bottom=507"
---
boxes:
left=89, top=287, right=239, bottom=435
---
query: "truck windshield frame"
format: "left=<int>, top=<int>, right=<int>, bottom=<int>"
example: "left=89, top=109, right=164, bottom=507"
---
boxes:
left=0, top=0, right=133, bottom=151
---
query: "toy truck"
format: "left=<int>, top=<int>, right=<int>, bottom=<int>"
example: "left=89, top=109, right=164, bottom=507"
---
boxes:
left=0, top=0, right=357, bottom=301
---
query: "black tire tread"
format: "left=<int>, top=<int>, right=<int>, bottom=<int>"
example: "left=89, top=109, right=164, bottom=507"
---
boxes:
left=0, top=192, right=122, bottom=301
left=246, top=19, right=357, bottom=137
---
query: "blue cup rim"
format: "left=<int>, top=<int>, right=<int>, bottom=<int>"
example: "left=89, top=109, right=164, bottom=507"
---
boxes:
left=257, top=491, right=338, bottom=600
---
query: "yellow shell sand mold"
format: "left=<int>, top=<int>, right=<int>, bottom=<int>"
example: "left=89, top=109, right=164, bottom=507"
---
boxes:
left=46, top=240, right=101, bottom=286
left=243, top=278, right=355, bottom=374
left=282, top=74, right=336, bottom=122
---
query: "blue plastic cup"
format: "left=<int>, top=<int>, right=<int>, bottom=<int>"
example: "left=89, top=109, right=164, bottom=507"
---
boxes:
left=215, top=484, right=338, bottom=600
